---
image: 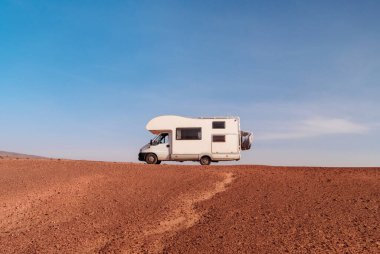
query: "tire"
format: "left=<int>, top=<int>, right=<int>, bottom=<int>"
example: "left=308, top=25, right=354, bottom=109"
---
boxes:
left=156, top=160, right=162, bottom=165
left=145, top=153, right=158, bottom=164
left=200, top=156, right=211, bottom=166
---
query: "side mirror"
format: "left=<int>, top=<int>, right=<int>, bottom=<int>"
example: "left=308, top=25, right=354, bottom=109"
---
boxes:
left=150, top=139, right=153, bottom=145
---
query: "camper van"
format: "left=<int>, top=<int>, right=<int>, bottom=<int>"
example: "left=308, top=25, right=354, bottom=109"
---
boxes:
left=138, top=115, right=253, bottom=165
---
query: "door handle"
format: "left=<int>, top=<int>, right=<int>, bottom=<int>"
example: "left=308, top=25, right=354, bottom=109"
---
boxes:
left=166, top=145, right=170, bottom=147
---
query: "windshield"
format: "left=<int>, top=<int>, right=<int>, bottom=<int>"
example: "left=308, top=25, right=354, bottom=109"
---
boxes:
left=151, top=133, right=168, bottom=145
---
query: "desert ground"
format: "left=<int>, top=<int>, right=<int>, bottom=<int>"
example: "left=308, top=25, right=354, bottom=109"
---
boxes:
left=0, top=159, right=379, bottom=253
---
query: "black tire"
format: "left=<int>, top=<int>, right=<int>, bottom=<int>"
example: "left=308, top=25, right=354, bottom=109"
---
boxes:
left=145, top=153, right=158, bottom=164
left=200, top=156, right=211, bottom=165
left=156, top=160, right=162, bottom=165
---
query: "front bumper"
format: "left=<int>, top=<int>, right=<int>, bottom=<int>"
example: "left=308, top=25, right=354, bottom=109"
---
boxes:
left=138, top=152, right=146, bottom=161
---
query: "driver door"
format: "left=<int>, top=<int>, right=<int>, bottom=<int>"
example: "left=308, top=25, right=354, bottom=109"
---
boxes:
left=155, top=133, right=171, bottom=161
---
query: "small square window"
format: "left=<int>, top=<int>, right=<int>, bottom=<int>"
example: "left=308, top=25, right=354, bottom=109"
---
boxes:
left=212, top=121, right=225, bottom=129
left=212, top=135, right=225, bottom=142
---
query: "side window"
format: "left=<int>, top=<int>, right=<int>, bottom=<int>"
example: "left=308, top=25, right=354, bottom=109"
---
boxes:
left=212, top=121, right=225, bottom=129
left=176, top=128, right=202, bottom=140
left=212, top=135, right=225, bottom=142
left=152, top=133, right=168, bottom=145
left=160, top=133, right=168, bottom=144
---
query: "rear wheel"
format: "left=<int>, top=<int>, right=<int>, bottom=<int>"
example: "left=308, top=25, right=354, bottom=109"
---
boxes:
left=200, top=156, right=211, bottom=165
left=145, top=153, right=158, bottom=164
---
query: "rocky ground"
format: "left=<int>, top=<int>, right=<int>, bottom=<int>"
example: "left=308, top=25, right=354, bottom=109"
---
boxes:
left=0, top=159, right=379, bottom=253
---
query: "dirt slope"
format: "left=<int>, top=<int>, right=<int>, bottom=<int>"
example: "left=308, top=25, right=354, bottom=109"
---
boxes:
left=0, top=159, right=379, bottom=253
left=0, top=151, right=46, bottom=159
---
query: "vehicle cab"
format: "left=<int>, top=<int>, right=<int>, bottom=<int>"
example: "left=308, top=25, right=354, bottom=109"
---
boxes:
left=138, top=132, right=171, bottom=164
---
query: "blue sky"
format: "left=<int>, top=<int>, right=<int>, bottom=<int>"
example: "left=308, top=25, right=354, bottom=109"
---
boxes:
left=1, top=0, right=379, bottom=166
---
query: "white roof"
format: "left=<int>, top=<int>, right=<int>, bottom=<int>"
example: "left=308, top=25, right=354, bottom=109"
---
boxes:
left=146, top=115, right=239, bottom=134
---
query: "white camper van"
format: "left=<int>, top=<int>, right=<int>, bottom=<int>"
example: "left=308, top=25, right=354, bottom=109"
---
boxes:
left=138, top=115, right=253, bottom=165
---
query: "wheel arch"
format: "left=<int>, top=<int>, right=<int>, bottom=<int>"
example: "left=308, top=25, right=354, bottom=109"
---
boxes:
left=198, top=153, right=213, bottom=161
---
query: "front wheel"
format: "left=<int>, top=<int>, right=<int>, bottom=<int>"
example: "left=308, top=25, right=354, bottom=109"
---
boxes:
left=200, top=156, right=211, bottom=165
left=145, top=153, right=158, bottom=164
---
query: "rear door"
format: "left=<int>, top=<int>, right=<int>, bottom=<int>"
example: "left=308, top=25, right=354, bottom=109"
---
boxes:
left=211, top=134, right=239, bottom=154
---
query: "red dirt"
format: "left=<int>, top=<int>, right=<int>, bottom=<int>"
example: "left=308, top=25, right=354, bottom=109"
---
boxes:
left=0, top=159, right=379, bottom=253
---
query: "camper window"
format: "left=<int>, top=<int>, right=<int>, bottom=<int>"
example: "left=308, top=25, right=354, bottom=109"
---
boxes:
left=176, top=128, right=202, bottom=140
left=212, top=135, right=226, bottom=142
left=212, top=121, right=225, bottom=129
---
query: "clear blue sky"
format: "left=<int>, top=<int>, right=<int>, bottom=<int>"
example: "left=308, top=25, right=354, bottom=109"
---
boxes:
left=1, top=0, right=379, bottom=166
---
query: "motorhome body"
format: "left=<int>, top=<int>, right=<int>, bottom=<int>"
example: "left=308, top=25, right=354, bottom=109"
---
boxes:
left=138, top=115, right=253, bottom=165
